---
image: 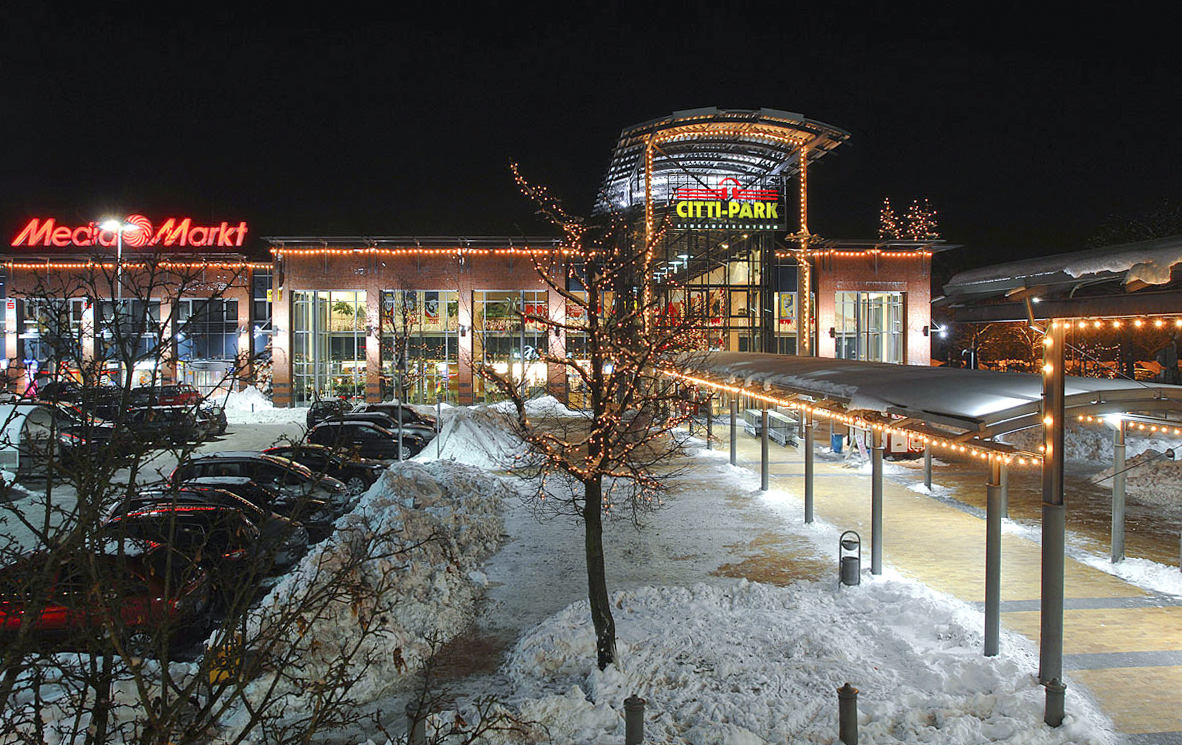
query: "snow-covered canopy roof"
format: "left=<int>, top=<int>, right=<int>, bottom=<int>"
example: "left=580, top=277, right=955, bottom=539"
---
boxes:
left=679, top=352, right=1182, bottom=443
left=941, top=235, right=1182, bottom=322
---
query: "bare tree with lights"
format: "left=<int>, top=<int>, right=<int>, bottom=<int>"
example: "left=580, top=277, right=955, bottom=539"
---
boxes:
left=477, top=165, right=703, bottom=670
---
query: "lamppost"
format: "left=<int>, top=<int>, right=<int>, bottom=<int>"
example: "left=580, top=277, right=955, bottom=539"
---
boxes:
left=99, top=219, right=136, bottom=385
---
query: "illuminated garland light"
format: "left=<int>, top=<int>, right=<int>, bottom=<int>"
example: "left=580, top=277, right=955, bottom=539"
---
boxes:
left=6, top=261, right=268, bottom=270
left=1076, top=414, right=1182, bottom=437
left=662, top=369, right=1040, bottom=466
left=269, top=247, right=571, bottom=258
left=774, top=249, right=932, bottom=259
left=1049, top=318, right=1182, bottom=330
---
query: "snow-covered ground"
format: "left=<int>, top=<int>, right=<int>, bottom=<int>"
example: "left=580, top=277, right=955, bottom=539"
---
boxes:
left=16, top=396, right=1182, bottom=743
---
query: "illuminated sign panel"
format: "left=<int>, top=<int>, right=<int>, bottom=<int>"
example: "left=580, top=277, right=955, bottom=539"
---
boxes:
left=11, top=215, right=249, bottom=249
left=671, top=176, right=785, bottom=231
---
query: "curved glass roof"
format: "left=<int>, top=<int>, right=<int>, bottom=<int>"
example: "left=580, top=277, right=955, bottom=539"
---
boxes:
left=593, top=107, right=850, bottom=216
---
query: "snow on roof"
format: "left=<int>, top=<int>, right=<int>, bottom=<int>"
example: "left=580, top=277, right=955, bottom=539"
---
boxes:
left=681, top=352, right=1182, bottom=438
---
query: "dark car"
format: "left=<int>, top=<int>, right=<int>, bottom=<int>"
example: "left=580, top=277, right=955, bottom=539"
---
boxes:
left=111, top=487, right=308, bottom=567
left=353, top=402, right=437, bottom=428
left=196, top=405, right=228, bottom=438
left=100, top=506, right=265, bottom=604
left=123, top=406, right=201, bottom=447
left=0, top=544, right=212, bottom=656
left=306, top=420, right=426, bottom=461
left=342, top=412, right=437, bottom=444
left=306, top=399, right=350, bottom=429
left=263, top=443, right=386, bottom=496
left=170, top=452, right=349, bottom=512
left=178, top=476, right=334, bottom=542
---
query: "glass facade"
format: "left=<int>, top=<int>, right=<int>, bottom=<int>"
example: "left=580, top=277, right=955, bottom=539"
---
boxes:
left=834, top=291, right=904, bottom=363
left=291, top=290, right=367, bottom=405
left=380, top=289, right=459, bottom=404
left=472, top=290, right=548, bottom=402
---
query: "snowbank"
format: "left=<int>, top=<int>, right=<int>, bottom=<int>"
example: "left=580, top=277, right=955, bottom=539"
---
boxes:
left=430, top=578, right=1112, bottom=744
left=416, top=403, right=527, bottom=470
left=245, top=459, right=513, bottom=705
left=216, top=387, right=307, bottom=425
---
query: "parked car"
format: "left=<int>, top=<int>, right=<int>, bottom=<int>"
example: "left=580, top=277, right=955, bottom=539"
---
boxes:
left=1, top=401, right=119, bottom=479
left=196, top=405, right=228, bottom=438
left=123, top=406, right=202, bottom=447
left=131, top=384, right=201, bottom=407
left=353, top=402, right=437, bottom=428
left=178, top=476, right=334, bottom=542
left=0, top=544, right=212, bottom=656
left=306, top=420, right=427, bottom=461
left=306, top=399, right=350, bottom=429
left=77, top=387, right=124, bottom=421
left=341, top=412, right=437, bottom=444
left=111, top=487, right=308, bottom=567
left=263, top=443, right=386, bottom=496
left=100, top=506, right=265, bottom=605
left=169, top=452, right=349, bottom=512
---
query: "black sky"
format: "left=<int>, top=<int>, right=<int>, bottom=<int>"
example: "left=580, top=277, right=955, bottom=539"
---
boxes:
left=3, top=4, right=1179, bottom=273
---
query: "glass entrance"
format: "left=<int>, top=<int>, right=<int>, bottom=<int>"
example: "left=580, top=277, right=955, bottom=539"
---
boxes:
left=834, top=291, right=904, bottom=363
left=292, top=290, right=367, bottom=405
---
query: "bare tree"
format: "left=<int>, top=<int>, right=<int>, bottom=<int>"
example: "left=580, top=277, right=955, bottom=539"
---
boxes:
left=477, top=166, right=702, bottom=670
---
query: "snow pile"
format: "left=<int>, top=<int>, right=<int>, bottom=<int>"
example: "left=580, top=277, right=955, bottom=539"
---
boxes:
left=216, top=387, right=308, bottom=425
left=244, top=459, right=513, bottom=705
left=417, top=404, right=526, bottom=470
left=1094, top=449, right=1182, bottom=518
left=433, top=578, right=1111, bottom=745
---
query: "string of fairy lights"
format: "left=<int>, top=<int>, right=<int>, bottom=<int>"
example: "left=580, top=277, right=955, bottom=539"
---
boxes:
left=1075, top=414, right=1182, bottom=437
left=5, top=261, right=271, bottom=270
left=662, top=368, right=1042, bottom=466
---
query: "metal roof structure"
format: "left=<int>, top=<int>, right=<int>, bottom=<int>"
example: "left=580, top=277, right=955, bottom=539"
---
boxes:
left=677, top=351, right=1182, bottom=450
left=940, top=234, right=1182, bottom=322
left=593, top=108, right=850, bottom=216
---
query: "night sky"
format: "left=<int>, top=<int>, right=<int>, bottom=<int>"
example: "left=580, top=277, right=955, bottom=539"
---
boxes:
left=4, top=5, right=1179, bottom=275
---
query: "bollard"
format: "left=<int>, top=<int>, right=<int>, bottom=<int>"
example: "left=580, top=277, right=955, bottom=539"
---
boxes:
left=839, top=531, right=861, bottom=586
left=624, top=695, right=645, bottom=744
left=837, top=683, right=858, bottom=745
left=405, top=700, right=426, bottom=745
left=1044, top=678, right=1066, bottom=727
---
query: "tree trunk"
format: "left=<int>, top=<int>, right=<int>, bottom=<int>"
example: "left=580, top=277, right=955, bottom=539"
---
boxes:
left=583, top=477, right=616, bottom=670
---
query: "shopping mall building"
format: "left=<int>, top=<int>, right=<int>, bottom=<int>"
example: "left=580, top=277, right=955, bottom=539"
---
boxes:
left=3, top=108, right=945, bottom=406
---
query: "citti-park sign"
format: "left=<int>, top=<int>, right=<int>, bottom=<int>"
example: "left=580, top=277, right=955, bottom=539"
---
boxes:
left=11, top=215, right=249, bottom=249
left=671, top=176, right=785, bottom=231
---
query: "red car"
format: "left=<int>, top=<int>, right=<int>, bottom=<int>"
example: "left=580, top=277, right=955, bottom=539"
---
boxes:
left=131, top=384, right=202, bottom=407
left=0, top=544, right=212, bottom=655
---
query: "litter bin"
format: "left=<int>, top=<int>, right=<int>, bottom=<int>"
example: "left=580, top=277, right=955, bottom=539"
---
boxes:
left=840, top=531, right=861, bottom=586
left=831, top=434, right=844, bottom=454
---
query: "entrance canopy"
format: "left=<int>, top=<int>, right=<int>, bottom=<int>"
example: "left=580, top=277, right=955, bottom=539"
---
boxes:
left=673, top=351, right=1182, bottom=458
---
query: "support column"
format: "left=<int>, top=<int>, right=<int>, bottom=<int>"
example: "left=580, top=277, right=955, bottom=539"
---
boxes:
left=706, top=394, right=713, bottom=450
left=761, top=405, right=770, bottom=492
left=1112, top=421, right=1126, bottom=563
left=923, top=441, right=932, bottom=490
left=804, top=413, right=815, bottom=524
left=730, top=396, right=738, bottom=465
left=985, top=458, right=1003, bottom=656
left=1040, top=322, right=1066, bottom=704
left=871, top=428, right=884, bottom=575
left=1000, top=460, right=1009, bottom=518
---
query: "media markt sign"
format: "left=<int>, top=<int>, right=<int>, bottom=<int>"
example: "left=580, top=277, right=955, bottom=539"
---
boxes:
left=11, top=214, right=249, bottom=249
left=671, top=176, right=785, bottom=231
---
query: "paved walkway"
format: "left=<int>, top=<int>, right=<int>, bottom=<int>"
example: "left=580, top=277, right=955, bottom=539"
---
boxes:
left=722, top=424, right=1182, bottom=744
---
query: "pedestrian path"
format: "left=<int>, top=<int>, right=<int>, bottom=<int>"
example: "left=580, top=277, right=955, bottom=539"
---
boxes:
left=724, top=427, right=1182, bottom=744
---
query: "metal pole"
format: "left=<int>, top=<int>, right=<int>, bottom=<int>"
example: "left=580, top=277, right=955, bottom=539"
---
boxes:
left=1000, top=460, right=1009, bottom=518
left=1112, top=421, right=1126, bottom=563
left=730, top=396, right=738, bottom=465
left=985, top=458, right=1003, bottom=656
left=624, top=695, right=645, bottom=745
left=837, top=683, right=858, bottom=745
left=761, top=405, right=770, bottom=491
left=871, top=428, right=884, bottom=575
left=923, top=441, right=932, bottom=490
left=804, top=413, right=814, bottom=523
left=1040, top=321, right=1066, bottom=695
left=706, top=395, right=713, bottom=450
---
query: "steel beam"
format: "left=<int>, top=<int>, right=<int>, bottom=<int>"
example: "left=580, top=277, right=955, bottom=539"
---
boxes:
left=871, top=428, right=884, bottom=575
left=1112, top=422, right=1126, bottom=563
left=730, top=396, right=738, bottom=465
left=985, top=458, right=1003, bottom=656
left=1040, top=322, right=1066, bottom=712
left=804, top=413, right=815, bottom=523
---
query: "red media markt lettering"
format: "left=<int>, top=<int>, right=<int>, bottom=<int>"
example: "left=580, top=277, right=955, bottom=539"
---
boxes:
left=11, top=217, right=249, bottom=249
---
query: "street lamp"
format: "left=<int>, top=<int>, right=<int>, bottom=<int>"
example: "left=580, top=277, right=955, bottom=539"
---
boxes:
left=99, top=218, right=136, bottom=384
